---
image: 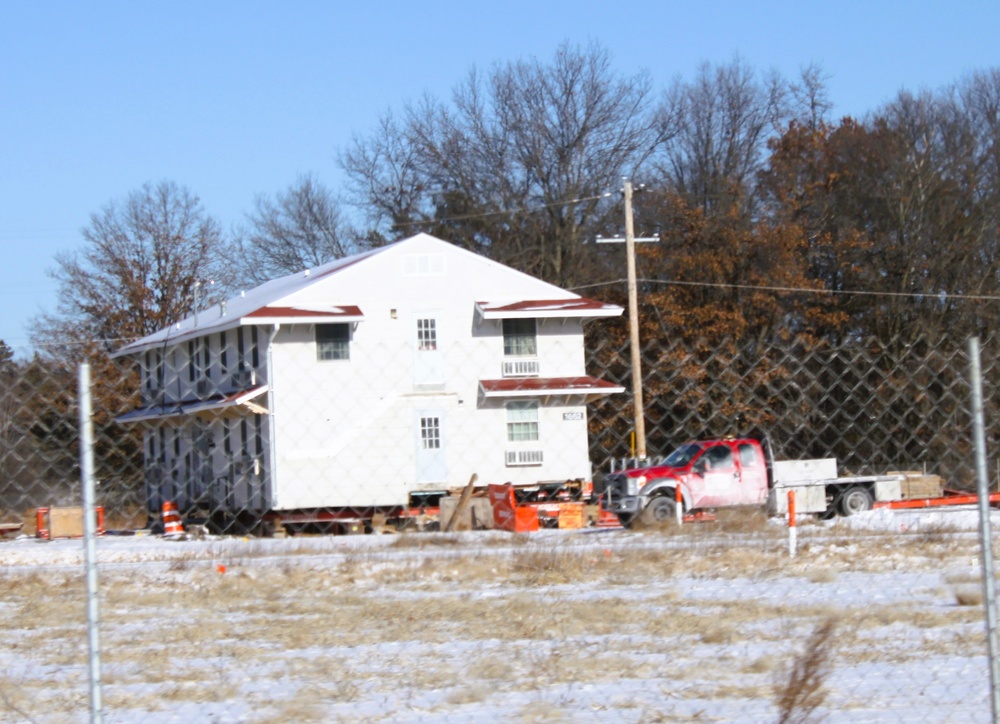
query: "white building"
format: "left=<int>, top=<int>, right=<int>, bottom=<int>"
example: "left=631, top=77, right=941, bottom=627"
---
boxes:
left=115, top=233, right=623, bottom=526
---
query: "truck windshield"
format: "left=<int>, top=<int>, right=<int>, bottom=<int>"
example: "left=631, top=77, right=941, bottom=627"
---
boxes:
left=663, top=443, right=703, bottom=467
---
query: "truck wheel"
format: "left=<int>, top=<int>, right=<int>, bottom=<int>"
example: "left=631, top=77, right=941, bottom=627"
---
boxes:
left=838, top=487, right=874, bottom=517
left=640, top=496, right=677, bottom=526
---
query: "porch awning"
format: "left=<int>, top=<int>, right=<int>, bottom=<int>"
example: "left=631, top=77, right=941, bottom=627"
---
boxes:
left=475, top=298, right=622, bottom=320
left=479, top=376, right=624, bottom=403
left=115, top=385, right=269, bottom=424
left=241, top=304, right=364, bottom=326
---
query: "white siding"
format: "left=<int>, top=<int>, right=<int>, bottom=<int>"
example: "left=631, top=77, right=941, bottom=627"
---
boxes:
left=265, top=237, right=597, bottom=509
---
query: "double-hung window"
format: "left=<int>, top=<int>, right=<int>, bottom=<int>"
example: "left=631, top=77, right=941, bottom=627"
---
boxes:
left=503, top=319, right=537, bottom=357
left=316, top=324, right=350, bottom=361
left=506, top=401, right=539, bottom=442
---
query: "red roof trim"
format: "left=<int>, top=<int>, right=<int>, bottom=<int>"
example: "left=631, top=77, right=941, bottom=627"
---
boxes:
left=479, top=376, right=624, bottom=395
left=477, top=298, right=616, bottom=313
left=245, top=305, right=363, bottom=319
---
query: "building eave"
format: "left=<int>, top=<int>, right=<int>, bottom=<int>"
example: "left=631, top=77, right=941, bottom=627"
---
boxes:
left=115, top=385, right=270, bottom=424
left=479, top=376, right=624, bottom=403
left=475, top=298, right=623, bottom=321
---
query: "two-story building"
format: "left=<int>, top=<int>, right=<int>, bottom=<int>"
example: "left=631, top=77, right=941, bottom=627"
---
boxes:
left=114, top=233, right=623, bottom=530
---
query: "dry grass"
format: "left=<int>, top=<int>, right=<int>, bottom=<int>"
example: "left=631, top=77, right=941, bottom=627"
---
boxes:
left=389, top=532, right=463, bottom=548
left=0, top=528, right=993, bottom=720
left=954, top=587, right=985, bottom=606
left=802, top=566, right=837, bottom=584
left=774, top=618, right=837, bottom=724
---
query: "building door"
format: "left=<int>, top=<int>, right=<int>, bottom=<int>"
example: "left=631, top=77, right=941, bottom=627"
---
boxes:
left=413, top=313, right=444, bottom=387
left=415, top=410, right=447, bottom=484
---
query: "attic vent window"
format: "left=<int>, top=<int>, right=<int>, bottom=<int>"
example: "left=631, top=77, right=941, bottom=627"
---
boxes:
left=403, top=254, right=445, bottom=277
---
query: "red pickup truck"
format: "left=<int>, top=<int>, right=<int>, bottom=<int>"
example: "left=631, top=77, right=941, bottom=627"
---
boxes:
left=602, top=437, right=905, bottom=527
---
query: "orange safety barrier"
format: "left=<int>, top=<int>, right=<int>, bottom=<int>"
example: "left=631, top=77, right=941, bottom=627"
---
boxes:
left=596, top=504, right=623, bottom=528
left=487, top=483, right=539, bottom=532
left=162, top=500, right=185, bottom=536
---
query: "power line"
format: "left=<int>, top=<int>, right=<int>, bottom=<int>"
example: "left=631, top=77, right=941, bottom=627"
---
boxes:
left=388, top=192, right=614, bottom=228
left=570, top=277, right=1000, bottom=303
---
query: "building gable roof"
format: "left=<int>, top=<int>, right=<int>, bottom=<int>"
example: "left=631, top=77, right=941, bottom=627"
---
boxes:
left=114, top=233, right=621, bottom=357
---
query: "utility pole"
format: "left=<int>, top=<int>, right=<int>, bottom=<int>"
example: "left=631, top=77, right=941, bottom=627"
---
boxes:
left=596, top=180, right=658, bottom=459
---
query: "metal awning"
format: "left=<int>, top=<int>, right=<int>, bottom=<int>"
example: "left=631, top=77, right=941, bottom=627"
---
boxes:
left=116, top=385, right=269, bottom=424
left=241, top=305, right=364, bottom=326
left=475, top=298, right=622, bottom=320
left=479, top=376, right=624, bottom=403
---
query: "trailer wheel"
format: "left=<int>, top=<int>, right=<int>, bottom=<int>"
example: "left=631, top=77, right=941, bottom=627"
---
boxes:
left=838, top=486, right=874, bottom=517
left=640, top=496, right=677, bottom=526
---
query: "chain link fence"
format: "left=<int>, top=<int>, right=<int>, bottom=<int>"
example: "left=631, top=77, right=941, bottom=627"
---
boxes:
left=1, top=332, right=999, bottom=720
left=2, top=334, right=994, bottom=527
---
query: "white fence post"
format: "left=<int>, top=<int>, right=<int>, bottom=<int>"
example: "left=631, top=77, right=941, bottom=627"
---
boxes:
left=788, top=490, right=797, bottom=559
left=80, top=363, right=103, bottom=723
left=968, top=337, right=1000, bottom=721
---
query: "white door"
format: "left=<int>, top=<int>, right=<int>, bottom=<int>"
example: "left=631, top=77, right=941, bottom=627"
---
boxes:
left=415, top=410, right=447, bottom=484
left=413, top=313, right=444, bottom=387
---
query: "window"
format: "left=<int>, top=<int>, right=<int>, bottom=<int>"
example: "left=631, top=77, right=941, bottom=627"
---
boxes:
left=503, top=319, right=537, bottom=357
left=316, top=324, right=350, bottom=361
left=416, top=318, right=437, bottom=350
left=188, top=340, right=196, bottom=382
left=702, top=446, right=734, bottom=471
left=420, top=417, right=441, bottom=449
left=506, top=401, right=539, bottom=442
left=403, top=254, right=445, bottom=276
left=189, top=338, right=207, bottom=381
left=738, top=444, right=757, bottom=467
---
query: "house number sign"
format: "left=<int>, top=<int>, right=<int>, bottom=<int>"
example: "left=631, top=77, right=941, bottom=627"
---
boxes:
left=562, top=412, right=584, bottom=421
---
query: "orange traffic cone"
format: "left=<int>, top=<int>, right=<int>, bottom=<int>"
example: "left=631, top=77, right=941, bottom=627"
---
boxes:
left=162, top=500, right=184, bottom=537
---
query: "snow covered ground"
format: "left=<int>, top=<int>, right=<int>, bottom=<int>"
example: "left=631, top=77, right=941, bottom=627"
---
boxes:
left=1, top=506, right=998, bottom=722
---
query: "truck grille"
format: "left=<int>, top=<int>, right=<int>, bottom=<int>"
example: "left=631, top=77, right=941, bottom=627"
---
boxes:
left=603, top=473, right=630, bottom=498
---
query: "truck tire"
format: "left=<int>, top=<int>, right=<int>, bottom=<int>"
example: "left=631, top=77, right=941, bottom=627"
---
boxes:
left=838, top=486, right=874, bottom=517
left=640, top=496, right=677, bottom=526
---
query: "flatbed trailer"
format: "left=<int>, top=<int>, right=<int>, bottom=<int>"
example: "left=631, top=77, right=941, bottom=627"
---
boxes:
left=874, top=490, right=1000, bottom=510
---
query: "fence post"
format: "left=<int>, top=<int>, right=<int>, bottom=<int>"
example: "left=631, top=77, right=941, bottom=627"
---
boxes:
left=969, top=337, right=1000, bottom=721
left=788, top=490, right=797, bottom=559
left=79, top=363, right=103, bottom=723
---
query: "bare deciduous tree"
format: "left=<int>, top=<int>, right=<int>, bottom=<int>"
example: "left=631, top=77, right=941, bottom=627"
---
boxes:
left=236, top=174, right=356, bottom=285
left=790, top=62, right=833, bottom=130
left=341, top=41, right=664, bottom=287
left=655, top=57, right=793, bottom=216
left=33, top=180, right=230, bottom=350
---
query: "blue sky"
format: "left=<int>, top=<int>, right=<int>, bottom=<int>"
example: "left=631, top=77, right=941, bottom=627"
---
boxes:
left=1, top=1, right=997, bottom=351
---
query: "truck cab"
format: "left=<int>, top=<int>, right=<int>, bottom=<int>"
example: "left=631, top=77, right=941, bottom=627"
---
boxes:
left=603, top=438, right=770, bottom=527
